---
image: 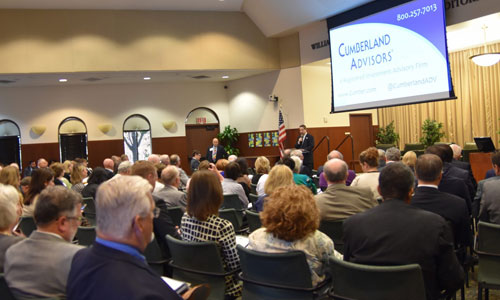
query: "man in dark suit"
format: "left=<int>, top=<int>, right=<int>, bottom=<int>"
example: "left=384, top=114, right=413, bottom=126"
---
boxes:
left=103, top=158, right=115, bottom=180
left=411, top=154, right=472, bottom=247
left=66, top=176, right=184, bottom=300
left=295, top=124, right=314, bottom=170
left=206, top=138, right=227, bottom=163
left=343, top=162, right=464, bottom=300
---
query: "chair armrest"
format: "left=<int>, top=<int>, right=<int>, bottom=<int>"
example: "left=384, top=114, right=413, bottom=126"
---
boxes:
left=168, top=261, right=240, bottom=277
left=474, top=250, right=500, bottom=257
left=237, top=272, right=330, bottom=292
left=147, top=259, right=169, bottom=265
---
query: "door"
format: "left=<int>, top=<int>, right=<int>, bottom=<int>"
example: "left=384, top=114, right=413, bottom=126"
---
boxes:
left=349, top=114, right=374, bottom=173
left=60, top=134, right=88, bottom=161
left=0, top=136, right=21, bottom=166
left=185, top=124, right=220, bottom=162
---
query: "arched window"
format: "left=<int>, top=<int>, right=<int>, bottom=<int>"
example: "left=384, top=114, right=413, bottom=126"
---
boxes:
left=0, top=119, right=21, bottom=167
left=58, top=117, right=88, bottom=162
left=123, top=114, right=152, bottom=163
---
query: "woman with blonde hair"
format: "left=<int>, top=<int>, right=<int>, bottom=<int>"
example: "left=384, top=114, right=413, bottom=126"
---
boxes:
left=51, top=162, right=72, bottom=188
left=402, top=151, right=417, bottom=173
left=0, top=166, right=24, bottom=208
left=71, top=163, right=87, bottom=194
left=252, top=156, right=270, bottom=185
left=351, top=147, right=381, bottom=203
left=254, top=164, right=294, bottom=212
left=248, top=185, right=342, bottom=286
left=0, top=184, right=24, bottom=271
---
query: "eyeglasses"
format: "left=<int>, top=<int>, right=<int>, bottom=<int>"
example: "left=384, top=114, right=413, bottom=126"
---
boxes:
left=153, top=207, right=160, bottom=218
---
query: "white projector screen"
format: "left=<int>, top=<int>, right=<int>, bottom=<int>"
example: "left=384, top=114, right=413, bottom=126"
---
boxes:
left=327, top=0, right=455, bottom=113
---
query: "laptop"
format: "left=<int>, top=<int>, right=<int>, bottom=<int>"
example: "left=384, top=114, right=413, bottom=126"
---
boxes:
left=474, top=137, right=496, bottom=152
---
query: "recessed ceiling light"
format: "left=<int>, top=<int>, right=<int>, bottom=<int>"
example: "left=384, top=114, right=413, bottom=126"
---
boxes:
left=143, top=77, right=151, bottom=80
left=59, top=78, right=68, bottom=82
left=222, top=75, right=229, bottom=79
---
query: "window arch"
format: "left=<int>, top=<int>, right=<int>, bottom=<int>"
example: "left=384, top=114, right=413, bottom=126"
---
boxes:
left=0, top=119, right=22, bottom=167
left=123, top=114, right=152, bottom=163
left=58, top=117, right=88, bottom=162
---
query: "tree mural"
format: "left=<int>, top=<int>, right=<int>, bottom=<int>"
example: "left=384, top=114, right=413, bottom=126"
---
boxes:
left=124, top=130, right=150, bottom=162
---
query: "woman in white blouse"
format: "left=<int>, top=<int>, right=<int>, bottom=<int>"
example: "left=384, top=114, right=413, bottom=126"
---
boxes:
left=351, top=147, right=381, bottom=203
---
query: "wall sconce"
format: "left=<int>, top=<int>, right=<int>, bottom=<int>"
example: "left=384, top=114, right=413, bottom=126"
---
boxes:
left=162, top=121, right=177, bottom=130
left=98, top=124, right=113, bottom=133
left=31, top=125, right=46, bottom=135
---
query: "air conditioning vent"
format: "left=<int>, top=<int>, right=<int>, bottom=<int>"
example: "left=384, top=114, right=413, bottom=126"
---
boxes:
left=82, top=77, right=103, bottom=82
left=0, top=79, right=16, bottom=84
left=191, top=75, right=210, bottom=79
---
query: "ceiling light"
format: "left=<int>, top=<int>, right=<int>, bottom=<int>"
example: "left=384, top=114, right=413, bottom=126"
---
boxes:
left=470, top=25, right=500, bottom=67
left=143, top=77, right=151, bottom=80
left=222, top=75, right=229, bottom=79
left=59, top=78, right=68, bottom=82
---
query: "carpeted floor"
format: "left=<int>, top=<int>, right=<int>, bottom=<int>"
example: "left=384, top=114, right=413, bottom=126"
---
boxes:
left=458, top=265, right=500, bottom=300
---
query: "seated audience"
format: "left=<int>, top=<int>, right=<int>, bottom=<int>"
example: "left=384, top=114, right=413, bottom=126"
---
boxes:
left=37, top=158, right=49, bottom=169
left=291, top=149, right=312, bottom=177
left=228, top=154, right=238, bottom=162
left=254, top=165, right=294, bottom=212
left=248, top=185, right=342, bottom=286
left=23, top=168, right=54, bottom=216
left=111, top=155, right=122, bottom=174
left=402, top=150, right=417, bottom=173
left=82, top=167, right=109, bottom=199
left=252, top=156, right=270, bottom=185
left=20, top=177, right=31, bottom=198
left=154, top=165, right=188, bottom=211
left=411, top=154, right=472, bottom=247
left=377, top=149, right=387, bottom=170
left=103, top=158, right=115, bottom=179
left=5, top=186, right=83, bottom=298
left=222, top=162, right=249, bottom=207
left=181, top=170, right=242, bottom=299
left=315, top=159, right=375, bottom=221
left=114, top=161, right=133, bottom=178
left=450, top=144, right=470, bottom=171
left=66, top=176, right=184, bottom=300
left=153, top=163, right=166, bottom=193
left=159, top=154, right=170, bottom=166
left=190, top=150, right=201, bottom=172
left=235, top=158, right=251, bottom=196
left=0, top=184, right=24, bottom=272
left=385, top=147, right=401, bottom=164
left=287, top=156, right=317, bottom=194
left=216, top=159, right=229, bottom=177
left=351, top=147, right=381, bottom=202
left=120, top=154, right=129, bottom=161
left=318, top=150, right=356, bottom=190
left=23, top=160, right=36, bottom=178
left=0, top=166, right=23, bottom=207
left=62, top=160, right=73, bottom=181
left=170, top=154, right=189, bottom=190
left=70, top=163, right=87, bottom=194
left=343, top=162, right=464, bottom=300
left=477, top=151, right=500, bottom=224
left=148, top=154, right=161, bottom=164
left=51, top=162, right=72, bottom=188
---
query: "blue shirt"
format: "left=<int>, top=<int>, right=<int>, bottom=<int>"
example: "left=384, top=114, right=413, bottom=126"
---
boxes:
left=95, top=237, right=146, bottom=263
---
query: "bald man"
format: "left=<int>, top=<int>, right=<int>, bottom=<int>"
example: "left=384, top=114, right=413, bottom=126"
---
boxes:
left=103, top=158, right=115, bottom=179
left=314, top=158, right=375, bottom=221
left=37, top=158, right=48, bottom=169
left=318, top=150, right=356, bottom=191
left=206, top=138, right=227, bottom=163
left=147, top=154, right=160, bottom=165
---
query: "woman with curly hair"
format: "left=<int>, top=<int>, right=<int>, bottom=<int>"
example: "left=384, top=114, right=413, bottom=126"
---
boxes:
left=351, top=147, right=381, bottom=202
left=248, top=185, right=342, bottom=286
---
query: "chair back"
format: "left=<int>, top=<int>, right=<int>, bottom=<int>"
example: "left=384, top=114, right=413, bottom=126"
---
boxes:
left=0, top=273, right=16, bottom=300
left=19, top=216, right=37, bottom=237
left=222, top=194, right=244, bottom=210
left=319, top=219, right=344, bottom=254
left=167, top=206, right=184, bottom=227
left=82, top=197, right=96, bottom=226
left=248, top=193, right=258, bottom=207
left=76, top=226, right=96, bottom=246
left=144, top=238, right=168, bottom=276
left=166, top=235, right=228, bottom=300
left=237, top=245, right=315, bottom=300
left=329, top=257, right=425, bottom=300
left=250, top=184, right=257, bottom=195
left=245, top=210, right=261, bottom=233
left=219, top=209, right=243, bottom=232
left=476, top=221, right=500, bottom=289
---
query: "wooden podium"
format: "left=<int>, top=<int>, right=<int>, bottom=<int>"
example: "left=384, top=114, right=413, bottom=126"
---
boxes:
left=469, top=152, right=493, bottom=183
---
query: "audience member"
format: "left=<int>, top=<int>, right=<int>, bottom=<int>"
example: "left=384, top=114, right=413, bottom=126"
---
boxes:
left=154, top=166, right=188, bottom=211
left=159, top=154, right=170, bottom=166
left=377, top=149, right=387, bottom=170
left=70, top=163, right=87, bottom=194
left=318, top=150, right=356, bottom=191
left=117, top=161, right=133, bottom=176
left=385, top=147, right=401, bottom=163
left=207, top=138, right=228, bottom=163
left=51, top=162, right=72, bottom=188
left=291, top=149, right=312, bottom=177
left=0, top=165, right=21, bottom=190
left=314, top=159, right=375, bottom=221
left=254, top=165, right=294, bottom=212
left=66, top=176, right=183, bottom=300
left=216, top=159, right=229, bottom=177
left=228, top=155, right=238, bottom=162
left=252, top=156, right=270, bottom=185
left=103, top=158, right=115, bottom=179
left=181, top=170, right=242, bottom=299
left=351, top=147, right=381, bottom=202
left=411, top=154, right=472, bottom=247
left=120, top=154, right=129, bottom=161
left=37, top=158, right=49, bottom=169
left=222, top=162, right=249, bottom=207
left=285, top=156, right=317, bottom=194
left=147, top=154, right=160, bottom=164
left=23, top=168, right=54, bottom=216
left=249, top=185, right=342, bottom=286
left=20, top=177, right=31, bottom=198
left=190, top=150, right=201, bottom=172
left=343, top=162, right=464, bottom=300
left=5, top=186, right=83, bottom=298
left=477, top=151, right=500, bottom=224
left=450, top=144, right=470, bottom=170
left=81, top=167, right=109, bottom=199
left=235, top=157, right=251, bottom=196
left=402, top=150, right=417, bottom=172
left=62, top=160, right=73, bottom=181
left=23, top=160, right=36, bottom=178
left=170, top=154, right=189, bottom=189
left=0, top=184, right=24, bottom=272
left=153, top=163, right=166, bottom=193
left=111, top=155, right=121, bottom=174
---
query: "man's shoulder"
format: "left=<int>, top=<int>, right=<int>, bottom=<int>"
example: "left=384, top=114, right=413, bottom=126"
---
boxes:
left=483, top=178, right=500, bottom=191
left=478, top=175, right=500, bottom=187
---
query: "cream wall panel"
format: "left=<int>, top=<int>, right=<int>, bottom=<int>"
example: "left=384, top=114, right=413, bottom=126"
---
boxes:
left=0, top=82, right=229, bottom=144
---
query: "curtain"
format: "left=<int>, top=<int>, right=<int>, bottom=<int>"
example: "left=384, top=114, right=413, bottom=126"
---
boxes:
left=377, top=42, right=500, bottom=149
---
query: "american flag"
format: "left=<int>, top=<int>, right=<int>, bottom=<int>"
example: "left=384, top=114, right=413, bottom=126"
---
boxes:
left=278, top=109, right=286, bottom=158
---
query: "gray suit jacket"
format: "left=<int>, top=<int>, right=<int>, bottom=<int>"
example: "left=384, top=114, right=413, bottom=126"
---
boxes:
left=314, top=183, right=376, bottom=221
left=0, top=234, right=23, bottom=272
left=5, top=230, right=84, bottom=298
left=153, top=185, right=187, bottom=211
left=178, top=167, right=189, bottom=189
left=479, top=180, right=500, bottom=224
left=474, top=175, right=500, bottom=217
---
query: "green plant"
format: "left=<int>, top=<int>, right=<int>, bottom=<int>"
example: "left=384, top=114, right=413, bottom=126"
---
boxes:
left=420, top=119, right=446, bottom=148
left=217, top=125, right=240, bottom=156
left=376, top=121, right=400, bottom=145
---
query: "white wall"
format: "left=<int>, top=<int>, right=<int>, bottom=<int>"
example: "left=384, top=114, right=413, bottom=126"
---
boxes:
left=0, top=81, right=229, bottom=144
left=226, top=67, right=305, bottom=132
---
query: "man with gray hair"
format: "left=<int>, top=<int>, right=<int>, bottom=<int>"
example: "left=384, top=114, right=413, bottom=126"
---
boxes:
left=154, top=166, right=188, bottom=211
left=318, top=150, right=356, bottom=190
left=159, top=154, right=170, bottom=165
left=109, top=161, right=133, bottom=181
left=148, top=154, right=161, bottom=164
left=385, top=147, right=401, bottom=163
left=170, top=154, right=189, bottom=189
left=5, top=186, right=83, bottom=298
left=314, top=158, right=375, bottom=221
left=66, top=176, right=183, bottom=299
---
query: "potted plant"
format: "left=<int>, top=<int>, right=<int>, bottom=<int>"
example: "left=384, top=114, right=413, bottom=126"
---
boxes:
left=376, top=121, right=400, bottom=149
left=420, top=119, right=446, bottom=148
left=217, top=125, right=240, bottom=156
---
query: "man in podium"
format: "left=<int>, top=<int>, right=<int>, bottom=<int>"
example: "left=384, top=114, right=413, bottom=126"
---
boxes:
left=295, top=124, right=315, bottom=170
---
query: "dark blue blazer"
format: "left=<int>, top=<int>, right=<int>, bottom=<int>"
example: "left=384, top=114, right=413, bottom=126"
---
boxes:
left=67, top=242, right=182, bottom=300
